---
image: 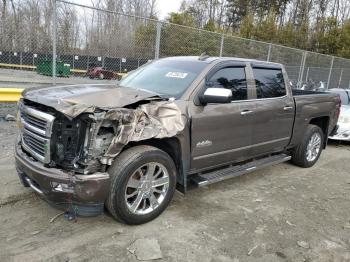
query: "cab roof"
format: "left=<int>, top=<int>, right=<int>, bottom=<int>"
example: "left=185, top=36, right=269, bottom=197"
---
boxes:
left=161, top=56, right=283, bottom=68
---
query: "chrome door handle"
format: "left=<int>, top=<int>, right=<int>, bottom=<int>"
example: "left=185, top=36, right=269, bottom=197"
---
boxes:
left=240, top=110, right=253, bottom=115
left=283, top=106, right=293, bottom=111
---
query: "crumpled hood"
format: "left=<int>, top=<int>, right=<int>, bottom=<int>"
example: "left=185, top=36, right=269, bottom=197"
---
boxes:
left=22, top=84, right=159, bottom=118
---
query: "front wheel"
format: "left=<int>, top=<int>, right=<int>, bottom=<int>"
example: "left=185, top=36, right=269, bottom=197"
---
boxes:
left=291, top=124, right=324, bottom=168
left=106, top=146, right=176, bottom=224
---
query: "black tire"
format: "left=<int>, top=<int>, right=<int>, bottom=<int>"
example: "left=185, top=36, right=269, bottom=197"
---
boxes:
left=291, top=124, right=324, bottom=168
left=106, top=145, right=176, bottom=225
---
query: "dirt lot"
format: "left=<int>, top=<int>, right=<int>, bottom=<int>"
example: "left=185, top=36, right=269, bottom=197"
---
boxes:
left=1, top=104, right=350, bottom=262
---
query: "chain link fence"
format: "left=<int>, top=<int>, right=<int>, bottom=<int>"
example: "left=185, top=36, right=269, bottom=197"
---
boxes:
left=0, top=0, right=349, bottom=90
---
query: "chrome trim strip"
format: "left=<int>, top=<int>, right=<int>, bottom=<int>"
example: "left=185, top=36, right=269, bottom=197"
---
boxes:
left=21, top=141, right=45, bottom=163
left=24, top=177, right=43, bottom=194
left=21, top=120, right=46, bottom=136
left=193, top=137, right=290, bottom=161
left=22, top=128, right=51, bottom=164
left=23, top=128, right=50, bottom=143
left=230, top=94, right=289, bottom=104
left=22, top=106, right=55, bottom=137
left=19, top=103, right=55, bottom=164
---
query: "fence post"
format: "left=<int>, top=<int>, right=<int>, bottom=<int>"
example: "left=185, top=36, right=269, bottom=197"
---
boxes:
left=52, top=0, right=57, bottom=85
left=305, top=67, right=309, bottom=82
left=267, top=43, right=272, bottom=62
left=338, top=69, right=343, bottom=88
left=154, top=22, right=162, bottom=59
left=298, top=51, right=307, bottom=88
left=219, top=34, right=224, bottom=57
left=326, top=56, right=334, bottom=90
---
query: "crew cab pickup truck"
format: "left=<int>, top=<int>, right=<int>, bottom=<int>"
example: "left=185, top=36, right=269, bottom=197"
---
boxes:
left=15, top=56, right=341, bottom=224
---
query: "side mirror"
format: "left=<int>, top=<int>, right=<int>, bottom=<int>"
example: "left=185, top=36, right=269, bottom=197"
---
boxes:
left=199, top=88, right=232, bottom=105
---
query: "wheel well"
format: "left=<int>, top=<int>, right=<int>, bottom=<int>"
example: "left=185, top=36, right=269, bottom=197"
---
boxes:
left=126, top=138, right=182, bottom=179
left=309, top=116, right=329, bottom=148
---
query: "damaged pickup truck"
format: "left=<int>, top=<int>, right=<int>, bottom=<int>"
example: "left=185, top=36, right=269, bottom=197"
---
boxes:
left=15, top=56, right=340, bottom=224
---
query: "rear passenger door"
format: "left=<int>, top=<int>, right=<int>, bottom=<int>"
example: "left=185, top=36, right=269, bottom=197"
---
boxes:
left=250, top=65, right=295, bottom=157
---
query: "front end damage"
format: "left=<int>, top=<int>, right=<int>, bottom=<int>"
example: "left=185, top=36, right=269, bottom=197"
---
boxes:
left=15, top=85, right=185, bottom=216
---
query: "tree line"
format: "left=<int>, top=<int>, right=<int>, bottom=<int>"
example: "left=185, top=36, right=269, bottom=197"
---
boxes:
left=170, top=0, right=350, bottom=58
left=0, top=0, right=349, bottom=61
left=0, top=0, right=157, bottom=57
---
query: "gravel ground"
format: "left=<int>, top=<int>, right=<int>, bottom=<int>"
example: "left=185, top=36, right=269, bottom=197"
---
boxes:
left=0, top=117, right=350, bottom=262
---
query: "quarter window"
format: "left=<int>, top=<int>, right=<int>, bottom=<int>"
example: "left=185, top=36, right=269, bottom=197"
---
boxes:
left=253, top=68, right=286, bottom=98
left=208, top=67, right=247, bottom=101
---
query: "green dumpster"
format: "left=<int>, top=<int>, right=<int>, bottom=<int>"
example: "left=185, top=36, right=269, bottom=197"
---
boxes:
left=36, top=60, right=71, bottom=77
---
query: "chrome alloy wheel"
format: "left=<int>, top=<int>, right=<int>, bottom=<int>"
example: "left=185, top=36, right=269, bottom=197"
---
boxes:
left=125, top=162, right=170, bottom=215
left=306, top=132, right=322, bottom=162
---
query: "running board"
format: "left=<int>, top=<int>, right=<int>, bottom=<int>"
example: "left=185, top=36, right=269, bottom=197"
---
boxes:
left=190, top=154, right=291, bottom=187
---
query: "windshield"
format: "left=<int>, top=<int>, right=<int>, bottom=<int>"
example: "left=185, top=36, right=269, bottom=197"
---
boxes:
left=119, top=59, right=208, bottom=98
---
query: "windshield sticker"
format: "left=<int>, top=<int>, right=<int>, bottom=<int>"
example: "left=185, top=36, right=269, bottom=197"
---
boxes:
left=165, top=72, right=188, bottom=79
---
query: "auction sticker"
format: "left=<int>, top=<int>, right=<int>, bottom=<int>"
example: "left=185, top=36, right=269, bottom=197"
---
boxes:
left=165, top=72, right=188, bottom=78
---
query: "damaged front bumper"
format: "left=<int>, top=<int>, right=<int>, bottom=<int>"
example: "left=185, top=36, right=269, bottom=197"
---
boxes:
left=15, top=142, right=110, bottom=216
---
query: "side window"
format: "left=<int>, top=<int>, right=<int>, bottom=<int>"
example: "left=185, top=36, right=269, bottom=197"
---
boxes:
left=209, top=67, right=247, bottom=101
left=253, top=68, right=286, bottom=98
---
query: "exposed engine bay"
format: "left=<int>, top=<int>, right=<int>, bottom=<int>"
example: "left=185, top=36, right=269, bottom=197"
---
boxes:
left=18, top=86, right=185, bottom=175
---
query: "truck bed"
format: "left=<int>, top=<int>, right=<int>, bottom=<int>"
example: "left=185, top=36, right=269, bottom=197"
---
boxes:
left=292, top=89, right=326, bottom=96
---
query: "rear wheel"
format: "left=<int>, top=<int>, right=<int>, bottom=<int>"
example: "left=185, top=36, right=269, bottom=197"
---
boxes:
left=291, top=124, right=324, bottom=168
left=106, top=146, right=176, bottom=224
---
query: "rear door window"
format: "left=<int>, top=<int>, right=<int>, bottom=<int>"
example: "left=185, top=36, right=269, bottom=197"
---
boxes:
left=208, top=67, right=247, bottom=101
left=253, top=68, right=286, bottom=98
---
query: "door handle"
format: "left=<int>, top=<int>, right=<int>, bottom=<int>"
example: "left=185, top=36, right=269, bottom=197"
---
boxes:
left=240, top=110, right=254, bottom=115
left=283, top=106, right=293, bottom=111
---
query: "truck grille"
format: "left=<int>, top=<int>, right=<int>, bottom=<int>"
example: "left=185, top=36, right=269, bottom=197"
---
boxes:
left=21, top=111, right=47, bottom=133
left=22, top=128, right=49, bottom=156
left=19, top=102, right=55, bottom=163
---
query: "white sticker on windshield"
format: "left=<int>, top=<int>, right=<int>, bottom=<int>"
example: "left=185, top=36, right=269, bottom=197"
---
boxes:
left=165, top=72, right=188, bottom=79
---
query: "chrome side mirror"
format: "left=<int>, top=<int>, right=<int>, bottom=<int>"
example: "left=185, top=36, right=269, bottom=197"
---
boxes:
left=199, top=88, right=232, bottom=105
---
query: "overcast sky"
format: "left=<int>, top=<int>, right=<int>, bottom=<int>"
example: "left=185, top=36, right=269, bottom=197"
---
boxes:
left=74, top=0, right=182, bottom=20
left=156, top=0, right=182, bottom=19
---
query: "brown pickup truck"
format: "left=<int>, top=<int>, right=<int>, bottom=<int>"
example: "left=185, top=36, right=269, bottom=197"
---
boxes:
left=15, top=56, right=341, bottom=224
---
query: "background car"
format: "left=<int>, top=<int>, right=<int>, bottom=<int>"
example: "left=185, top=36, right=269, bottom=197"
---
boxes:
left=86, top=64, right=115, bottom=80
left=327, top=88, right=350, bottom=141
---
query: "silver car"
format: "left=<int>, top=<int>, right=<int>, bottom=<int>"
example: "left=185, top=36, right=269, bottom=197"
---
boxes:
left=328, top=88, right=350, bottom=141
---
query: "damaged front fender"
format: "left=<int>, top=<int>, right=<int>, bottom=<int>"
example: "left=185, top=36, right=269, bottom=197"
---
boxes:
left=95, top=101, right=186, bottom=164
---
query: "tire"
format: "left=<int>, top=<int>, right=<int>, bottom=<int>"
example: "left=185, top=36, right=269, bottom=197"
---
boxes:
left=291, top=124, right=324, bottom=168
left=99, top=73, right=104, bottom=80
left=106, top=145, right=176, bottom=225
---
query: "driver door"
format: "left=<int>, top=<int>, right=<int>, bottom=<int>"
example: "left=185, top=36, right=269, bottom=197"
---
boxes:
left=189, top=63, right=256, bottom=171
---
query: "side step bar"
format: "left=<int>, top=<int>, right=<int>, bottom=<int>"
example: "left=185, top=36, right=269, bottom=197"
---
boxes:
left=190, top=153, right=291, bottom=187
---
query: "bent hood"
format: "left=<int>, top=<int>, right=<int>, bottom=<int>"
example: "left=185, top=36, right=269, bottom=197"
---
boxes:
left=22, top=84, right=159, bottom=118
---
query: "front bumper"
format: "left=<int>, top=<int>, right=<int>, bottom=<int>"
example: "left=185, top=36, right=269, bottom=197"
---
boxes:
left=15, top=142, right=110, bottom=216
